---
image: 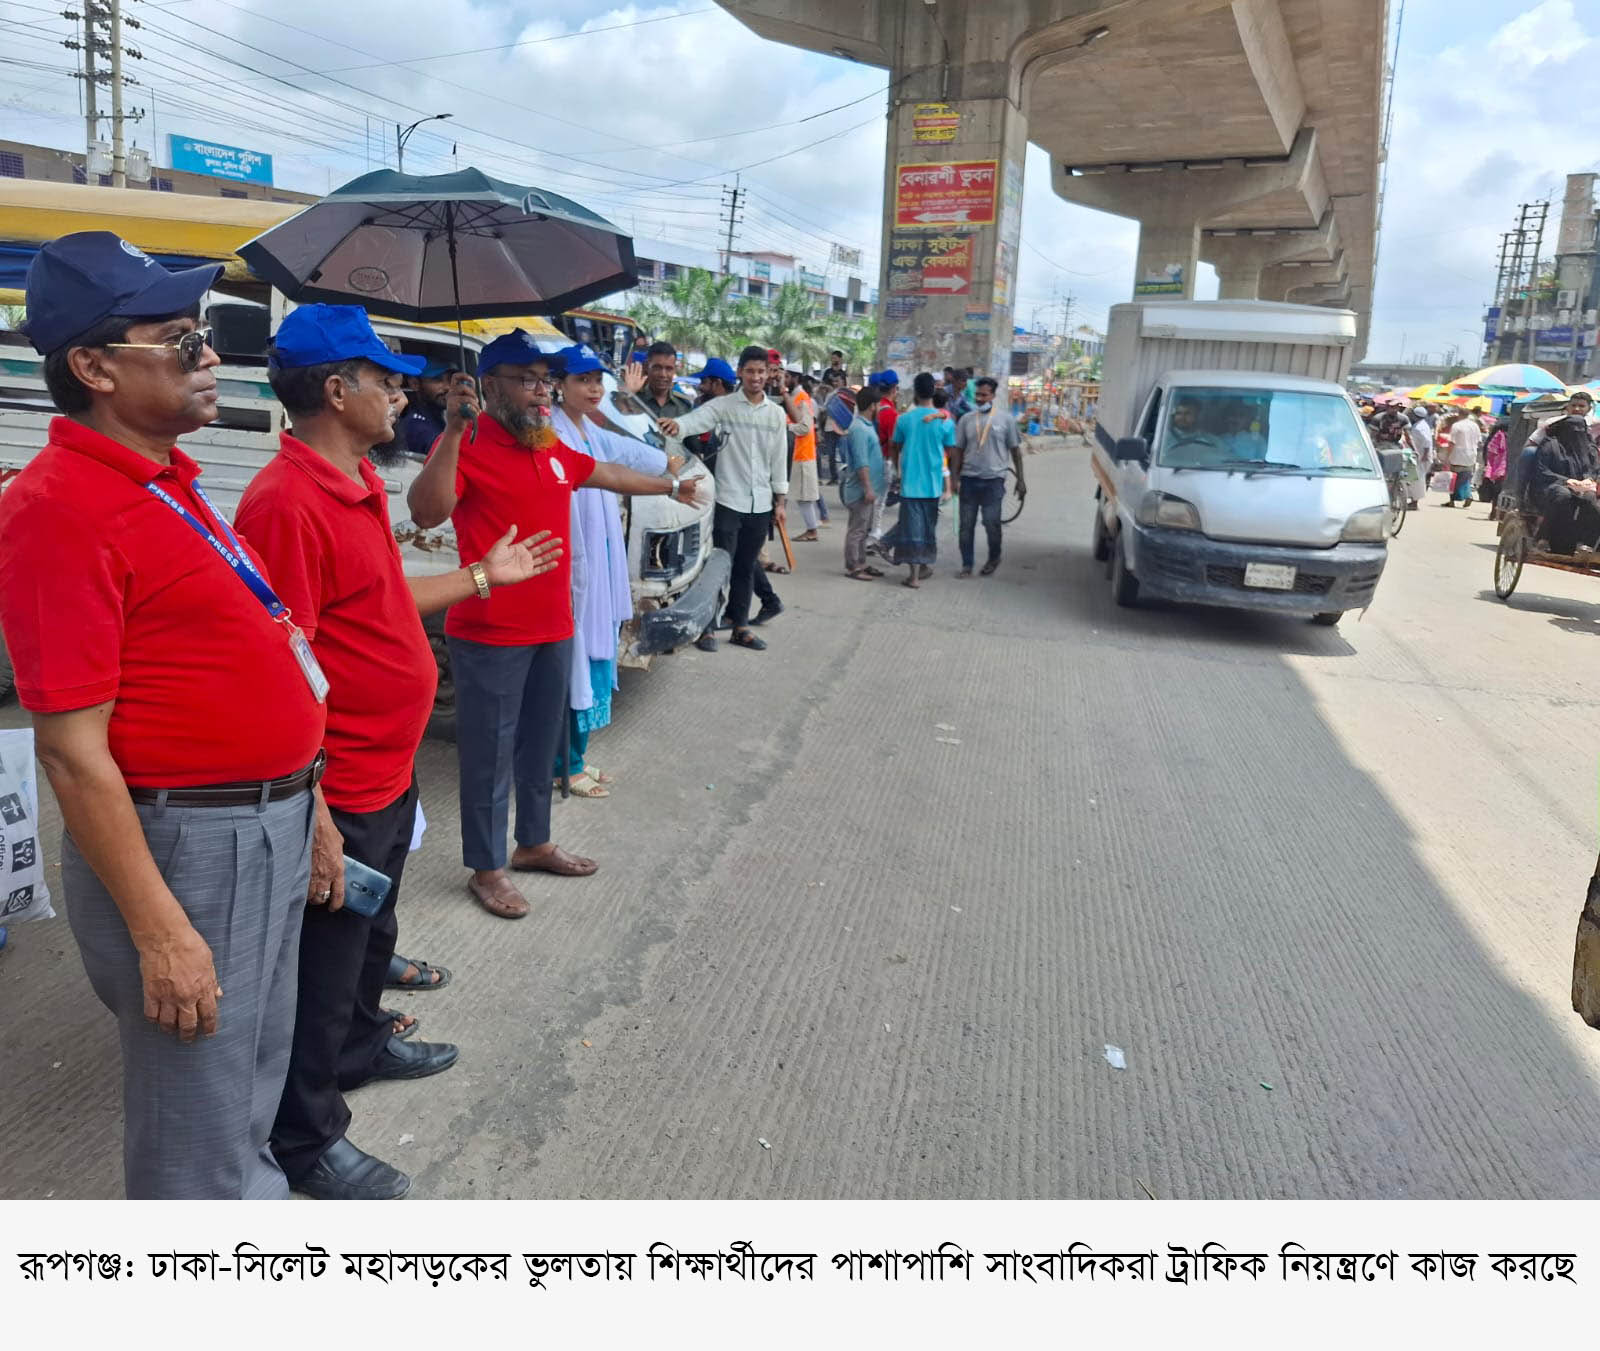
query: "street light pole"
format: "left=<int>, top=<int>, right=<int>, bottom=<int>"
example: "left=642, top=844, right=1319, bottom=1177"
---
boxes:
left=396, top=113, right=452, bottom=173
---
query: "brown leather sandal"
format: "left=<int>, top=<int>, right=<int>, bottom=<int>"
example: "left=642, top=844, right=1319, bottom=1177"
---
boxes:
left=468, top=873, right=530, bottom=919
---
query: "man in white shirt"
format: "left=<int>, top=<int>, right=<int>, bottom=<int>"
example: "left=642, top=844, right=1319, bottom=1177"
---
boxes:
left=1445, top=412, right=1483, bottom=508
left=661, top=345, right=788, bottom=652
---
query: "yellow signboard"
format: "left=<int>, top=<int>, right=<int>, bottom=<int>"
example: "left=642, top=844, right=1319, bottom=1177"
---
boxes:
left=913, top=103, right=960, bottom=142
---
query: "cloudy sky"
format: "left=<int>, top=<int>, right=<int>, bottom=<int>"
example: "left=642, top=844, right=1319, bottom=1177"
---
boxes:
left=1, top=0, right=1594, bottom=364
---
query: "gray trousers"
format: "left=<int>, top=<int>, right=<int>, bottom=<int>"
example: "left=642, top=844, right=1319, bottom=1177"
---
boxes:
left=62, top=790, right=314, bottom=1199
left=449, top=634, right=570, bottom=871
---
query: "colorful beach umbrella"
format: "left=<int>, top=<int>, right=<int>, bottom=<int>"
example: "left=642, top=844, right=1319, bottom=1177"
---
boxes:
left=1454, top=362, right=1566, bottom=393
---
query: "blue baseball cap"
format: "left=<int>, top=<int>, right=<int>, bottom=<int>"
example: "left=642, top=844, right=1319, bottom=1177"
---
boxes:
left=552, top=344, right=605, bottom=377
left=417, top=357, right=460, bottom=379
left=271, top=305, right=425, bottom=375
left=691, top=357, right=736, bottom=385
left=872, top=369, right=900, bottom=387
left=477, top=328, right=552, bottom=376
left=22, top=230, right=223, bottom=356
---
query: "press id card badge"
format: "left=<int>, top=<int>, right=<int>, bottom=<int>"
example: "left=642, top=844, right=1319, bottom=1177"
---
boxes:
left=286, top=623, right=330, bottom=702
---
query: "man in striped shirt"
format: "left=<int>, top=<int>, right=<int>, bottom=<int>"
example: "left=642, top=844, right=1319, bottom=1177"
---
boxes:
left=660, top=345, right=788, bottom=652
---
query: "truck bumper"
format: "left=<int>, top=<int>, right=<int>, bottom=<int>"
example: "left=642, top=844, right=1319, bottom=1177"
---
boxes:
left=635, top=547, right=732, bottom=655
left=1129, top=525, right=1386, bottom=615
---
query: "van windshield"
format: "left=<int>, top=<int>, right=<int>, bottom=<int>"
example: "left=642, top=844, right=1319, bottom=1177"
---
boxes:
left=1157, top=387, right=1375, bottom=477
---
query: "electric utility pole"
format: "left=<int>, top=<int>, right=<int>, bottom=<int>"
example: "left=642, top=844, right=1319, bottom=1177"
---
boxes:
left=64, top=1, right=142, bottom=185
left=719, top=175, right=744, bottom=275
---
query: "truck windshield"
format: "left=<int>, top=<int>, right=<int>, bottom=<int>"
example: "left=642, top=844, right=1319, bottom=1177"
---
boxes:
left=1157, top=387, right=1375, bottom=476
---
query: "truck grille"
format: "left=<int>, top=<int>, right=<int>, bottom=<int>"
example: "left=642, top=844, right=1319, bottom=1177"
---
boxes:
left=642, top=523, right=701, bottom=581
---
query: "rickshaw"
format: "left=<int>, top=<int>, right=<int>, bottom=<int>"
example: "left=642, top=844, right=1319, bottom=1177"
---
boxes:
left=1492, top=394, right=1595, bottom=600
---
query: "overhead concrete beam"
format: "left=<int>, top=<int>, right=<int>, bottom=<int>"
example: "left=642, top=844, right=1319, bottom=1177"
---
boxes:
left=1234, top=0, right=1307, bottom=152
left=1053, top=125, right=1320, bottom=298
left=1259, top=256, right=1346, bottom=302
left=1201, top=209, right=1339, bottom=298
left=1287, top=280, right=1352, bottom=307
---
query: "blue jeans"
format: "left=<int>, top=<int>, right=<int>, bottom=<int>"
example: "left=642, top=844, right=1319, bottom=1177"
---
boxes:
left=958, top=475, right=1006, bottom=569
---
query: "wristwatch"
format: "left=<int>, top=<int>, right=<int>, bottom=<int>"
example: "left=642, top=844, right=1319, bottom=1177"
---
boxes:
left=665, top=472, right=682, bottom=499
left=468, top=561, right=491, bottom=599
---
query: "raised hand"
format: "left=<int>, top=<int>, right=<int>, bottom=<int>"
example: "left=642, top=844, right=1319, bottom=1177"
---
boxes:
left=482, top=525, right=563, bottom=586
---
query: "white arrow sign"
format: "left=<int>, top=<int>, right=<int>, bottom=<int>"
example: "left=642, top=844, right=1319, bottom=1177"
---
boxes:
left=914, top=210, right=971, bottom=223
left=923, top=274, right=969, bottom=292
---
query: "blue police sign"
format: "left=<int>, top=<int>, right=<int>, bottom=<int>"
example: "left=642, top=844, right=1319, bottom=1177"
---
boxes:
left=168, top=135, right=273, bottom=185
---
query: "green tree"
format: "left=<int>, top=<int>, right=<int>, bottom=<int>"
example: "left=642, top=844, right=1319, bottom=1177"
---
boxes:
left=763, top=281, right=832, bottom=369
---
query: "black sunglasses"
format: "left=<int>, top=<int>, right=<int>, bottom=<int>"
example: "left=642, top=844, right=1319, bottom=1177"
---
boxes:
left=101, top=327, right=215, bottom=373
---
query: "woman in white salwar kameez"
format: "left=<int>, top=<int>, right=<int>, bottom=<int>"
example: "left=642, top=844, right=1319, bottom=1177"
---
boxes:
left=549, top=345, right=676, bottom=797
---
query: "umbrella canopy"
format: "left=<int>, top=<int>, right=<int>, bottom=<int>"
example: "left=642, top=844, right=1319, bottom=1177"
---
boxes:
left=237, top=168, right=637, bottom=322
left=1453, top=362, right=1566, bottom=393
left=1407, top=382, right=1454, bottom=400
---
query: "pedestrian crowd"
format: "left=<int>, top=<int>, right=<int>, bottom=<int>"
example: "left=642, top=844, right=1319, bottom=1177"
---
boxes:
left=1363, top=387, right=1600, bottom=551
left=0, top=231, right=1032, bottom=1204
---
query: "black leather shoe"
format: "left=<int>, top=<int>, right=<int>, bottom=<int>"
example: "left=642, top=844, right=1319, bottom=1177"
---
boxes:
left=750, top=599, right=785, bottom=626
left=358, top=1035, right=459, bottom=1084
left=695, top=633, right=718, bottom=652
left=293, top=1136, right=410, bottom=1201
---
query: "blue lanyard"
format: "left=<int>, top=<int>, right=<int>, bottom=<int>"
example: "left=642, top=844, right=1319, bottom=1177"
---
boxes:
left=144, top=479, right=289, bottom=622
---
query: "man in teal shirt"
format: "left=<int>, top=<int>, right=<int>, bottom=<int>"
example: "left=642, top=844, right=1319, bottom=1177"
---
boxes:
left=840, top=383, right=886, bottom=580
left=888, top=371, right=955, bottom=588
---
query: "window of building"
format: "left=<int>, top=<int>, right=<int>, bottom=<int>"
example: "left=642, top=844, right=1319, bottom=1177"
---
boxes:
left=71, top=166, right=111, bottom=185
left=853, top=300, right=868, bottom=316
left=220, top=188, right=247, bottom=199
left=832, top=296, right=847, bottom=314
left=149, top=176, right=175, bottom=192
left=661, top=263, right=680, bottom=281
left=0, top=151, right=24, bottom=179
left=747, top=280, right=764, bottom=299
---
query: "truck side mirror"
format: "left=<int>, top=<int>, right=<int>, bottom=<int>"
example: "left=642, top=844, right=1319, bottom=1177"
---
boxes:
left=1113, top=436, right=1148, bottom=464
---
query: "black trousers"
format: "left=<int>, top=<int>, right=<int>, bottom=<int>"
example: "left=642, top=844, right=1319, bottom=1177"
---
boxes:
left=713, top=504, right=773, bottom=628
left=271, top=777, right=419, bottom=1182
left=1542, top=487, right=1600, bottom=554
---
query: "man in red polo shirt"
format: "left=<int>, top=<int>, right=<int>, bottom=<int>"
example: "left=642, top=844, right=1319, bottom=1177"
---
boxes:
left=236, top=306, right=561, bottom=1199
left=0, top=232, right=327, bottom=1199
left=407, top=332, right=705, bottom=919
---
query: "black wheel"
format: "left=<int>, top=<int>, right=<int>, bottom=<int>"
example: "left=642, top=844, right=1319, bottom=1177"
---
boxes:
left=1387, top=476, right=1407, bottom=538
left=1001, top=466, right=1025, bottom=524
left=1311, top=612, right=1343, bottom=627
left=1111, top=533, right=1140, bottom=607
left=1091, top=504, right=1111, bottom=563
left=1494, top=519, right=1525, bottom=599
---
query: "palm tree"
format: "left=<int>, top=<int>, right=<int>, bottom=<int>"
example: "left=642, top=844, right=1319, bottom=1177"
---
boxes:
left=764, top=281, right=830, bottom=369
left=624, top=268, right=743, bottom=358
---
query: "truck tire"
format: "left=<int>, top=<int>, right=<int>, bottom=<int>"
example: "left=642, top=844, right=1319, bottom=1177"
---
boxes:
left=1091, top=505, right=1112, bottom=564
left=1311, top=611, right=1343, bottom=627
left=422, top=610, right=456, bottom=742
left=1111, top=534, right=1140, bottom=607
left=0, top=628, right=13, bottom=701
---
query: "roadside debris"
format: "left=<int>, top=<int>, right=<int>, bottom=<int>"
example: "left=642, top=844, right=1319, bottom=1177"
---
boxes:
left=398, top=1133, right=415, bottom=1146
left=1103, top=1044, right=1127, bottom=1070
left=935, top=737, right=962, bottom=746
left=935, top=723, right=956, bottom=732
left=1136, top=1178, right=1158, bottom=1200
left=1259, top=1081, right=1274, bottom=1091
left=757, top=1137, right=771, bottom=1150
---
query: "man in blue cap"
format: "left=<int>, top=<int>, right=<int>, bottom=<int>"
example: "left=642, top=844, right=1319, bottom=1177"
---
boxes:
left=407, top=330, right=705, bottom=919
left=396, top=356, right=459, bottom=460
left=0, top=232, right=328, bottom=1197
left=236, top=305, right=561, bottom=1199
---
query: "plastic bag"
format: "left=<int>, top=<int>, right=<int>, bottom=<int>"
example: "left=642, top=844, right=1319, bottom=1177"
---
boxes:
left=1428, top=471, right=1454, bottom=494
left=0, top=728, right=53, bottom=923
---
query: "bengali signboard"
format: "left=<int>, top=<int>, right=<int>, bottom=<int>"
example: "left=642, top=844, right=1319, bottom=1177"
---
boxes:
left=912, top=103, right=960, bottom=143
left=963, top=309, right=991, bottom=333
left=894, top=161, right=998, bottom=228
left=1134, top=263, right=1186, bottom=297
left=829, top=242, right=863, bottom=270
left=886, top=229, right=976, bottom=298
left=993, top=157, right=1023, bottom=309
left=800, top=269, right=827, bottom=290
left=1484, top=305, right=1501, bottom=343
left=751, top=260, right=772, bottom=280
left=168, top=135, right=272, bottom=185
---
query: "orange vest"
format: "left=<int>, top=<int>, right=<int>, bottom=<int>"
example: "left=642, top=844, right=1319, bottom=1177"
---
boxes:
left=791, top=389, right=817, bottom=463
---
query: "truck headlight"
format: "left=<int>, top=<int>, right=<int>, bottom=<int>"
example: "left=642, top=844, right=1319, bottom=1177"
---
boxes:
left=1341, top=507, right=1387, bottom=542
left=1137, top=491, right=1201, bottom=531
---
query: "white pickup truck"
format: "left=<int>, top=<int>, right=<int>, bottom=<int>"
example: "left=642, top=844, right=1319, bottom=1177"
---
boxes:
left=1089, top=300, right=1388, bottom=627
left=0, top=308, right=729, bottom=734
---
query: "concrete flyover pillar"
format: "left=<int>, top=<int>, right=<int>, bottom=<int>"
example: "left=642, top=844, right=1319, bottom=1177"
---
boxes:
left=1201, top=211, right=1339, bottom=300
left=714, top=0, right=1136, bottom=383
left=1259, top=256, right=1347, bottom=303
left=1052, top=127, right=1320, bottom=300
left=1288, top=281, right=1353, bottom=307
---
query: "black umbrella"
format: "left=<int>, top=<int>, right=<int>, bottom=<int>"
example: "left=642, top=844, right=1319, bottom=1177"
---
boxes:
left=237, top=167, right=638, bottom=364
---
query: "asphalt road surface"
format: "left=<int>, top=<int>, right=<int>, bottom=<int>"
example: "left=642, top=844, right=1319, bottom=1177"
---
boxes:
left=5, top=441, right=1600, bottom=1199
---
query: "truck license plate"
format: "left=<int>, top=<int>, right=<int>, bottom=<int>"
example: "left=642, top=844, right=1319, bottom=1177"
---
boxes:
left=1244, top=563, right=1296, bottom=590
